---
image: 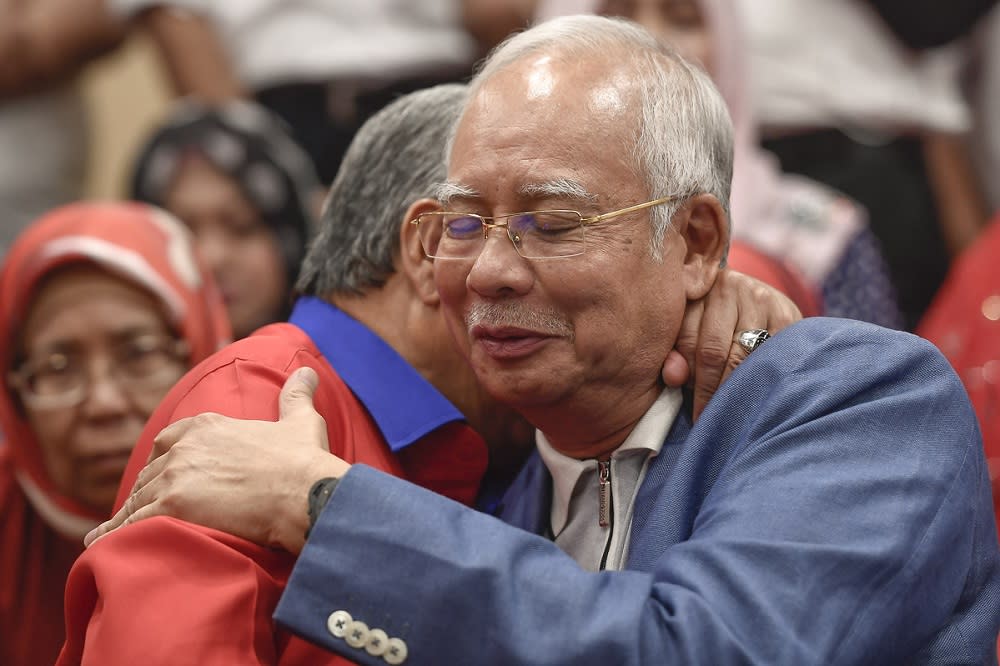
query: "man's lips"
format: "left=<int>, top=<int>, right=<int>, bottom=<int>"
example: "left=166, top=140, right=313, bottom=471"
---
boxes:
left=470, top=325, right=556, bottom=359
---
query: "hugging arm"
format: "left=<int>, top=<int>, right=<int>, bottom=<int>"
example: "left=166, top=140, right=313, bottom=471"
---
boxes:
left=88, top=269, right=801, bottom=549
left=275, top=321, right=996, bottom=665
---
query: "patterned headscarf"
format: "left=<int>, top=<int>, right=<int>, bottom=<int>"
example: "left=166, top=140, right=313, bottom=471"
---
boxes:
left=131, top=99, right=320, bottom=285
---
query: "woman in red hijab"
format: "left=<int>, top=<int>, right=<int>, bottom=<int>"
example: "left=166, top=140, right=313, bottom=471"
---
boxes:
left=919, top=213, right=1000, bottom=532
left=919, top=213, right=1000, bottom=661
left=0, top=202, right=230, bottom=666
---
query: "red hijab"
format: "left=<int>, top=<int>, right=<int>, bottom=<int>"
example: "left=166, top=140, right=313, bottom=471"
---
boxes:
left=0, top=202, right=231, bottom=666
left=918, top=214, right=1000, bottom=534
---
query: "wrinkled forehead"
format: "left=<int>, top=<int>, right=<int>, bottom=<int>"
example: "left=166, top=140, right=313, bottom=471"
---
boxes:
left=454, top=52, right=641, bottom=155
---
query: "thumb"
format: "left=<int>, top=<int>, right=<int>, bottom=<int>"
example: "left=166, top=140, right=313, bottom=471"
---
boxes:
left=279, top=366, right=320, bottom=421
left=152, top=416, right=197, bottom=461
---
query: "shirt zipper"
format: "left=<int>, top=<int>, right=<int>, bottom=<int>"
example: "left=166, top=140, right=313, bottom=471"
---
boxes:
left=598, top=458, right=614, bottom=570
left=598, top=459, right=611, bottom=527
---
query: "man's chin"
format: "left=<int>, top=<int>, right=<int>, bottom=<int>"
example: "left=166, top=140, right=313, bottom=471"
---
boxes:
left=475, top=371, right=560, bottom=412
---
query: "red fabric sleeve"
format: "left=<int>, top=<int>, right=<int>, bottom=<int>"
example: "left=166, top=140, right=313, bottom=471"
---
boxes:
left=61, top=517, right=293, bottom=665
left=59, top=338, right=386, bottom=665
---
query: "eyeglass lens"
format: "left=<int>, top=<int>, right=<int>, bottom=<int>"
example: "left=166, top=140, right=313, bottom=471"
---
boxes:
left=14, top=334, right=187, bottom=408
left=425, top=211, right=586, bottom=259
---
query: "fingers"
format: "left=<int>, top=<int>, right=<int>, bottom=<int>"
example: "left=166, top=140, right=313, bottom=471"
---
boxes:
left=715, top=281, right=800, bottom=387
left=766, top=294, right=802, bottom=333
left=84, top=507, right=124, bottom=548
left=714, top=322, right=756, bottom=387
left=131, top=449, right=168, bottom=499
left=152, top=415, right=200, bottom=461
left=152, top=368, right=321, bottom=462
left=279, top=366, right=320, bottom=421
left=672, top=298, right=704, bottom=373
left=84, top=471, right=159, bottom=547
left=687, top=270, right=806, bottom=420
left=85, top=443, right=175, bottom=547
left=690, top=289, right=741, bottom=420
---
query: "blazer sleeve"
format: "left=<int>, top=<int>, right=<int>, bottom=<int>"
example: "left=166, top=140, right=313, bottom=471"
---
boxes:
left=274, top=319, right=1000, bottom=665
left=58, top=355, right=356, bottom=666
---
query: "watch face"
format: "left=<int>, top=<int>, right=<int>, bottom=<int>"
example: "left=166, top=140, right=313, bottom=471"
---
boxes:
left=306, top=477, right=340, bottom=538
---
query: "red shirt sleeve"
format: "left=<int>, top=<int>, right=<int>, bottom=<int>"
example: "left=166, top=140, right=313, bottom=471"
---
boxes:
left=59, top=336, right=394, bottom=665
left=63, top=517, right=295, bottom=664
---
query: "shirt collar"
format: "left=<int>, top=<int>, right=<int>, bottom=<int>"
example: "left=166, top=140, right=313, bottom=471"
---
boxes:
left=289, top=296, right=465, bottom=452
left=536, top=387, right=683, bottom=537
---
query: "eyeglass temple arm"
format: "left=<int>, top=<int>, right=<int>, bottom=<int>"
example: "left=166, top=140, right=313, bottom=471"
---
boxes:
left=581, top=195, right=677, bottom=225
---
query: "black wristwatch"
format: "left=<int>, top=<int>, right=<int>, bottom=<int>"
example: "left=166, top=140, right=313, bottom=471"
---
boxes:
left=305, top=477, right=340, bottom=540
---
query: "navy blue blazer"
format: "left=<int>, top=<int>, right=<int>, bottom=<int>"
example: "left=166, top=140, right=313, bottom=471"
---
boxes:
left=276, top=318, right=1000, bottom=664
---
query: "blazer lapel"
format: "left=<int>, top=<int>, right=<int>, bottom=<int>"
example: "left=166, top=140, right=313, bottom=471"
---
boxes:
left=626, top=399, right=694, bottom=572
left=494, top=451, right=553, bottom=537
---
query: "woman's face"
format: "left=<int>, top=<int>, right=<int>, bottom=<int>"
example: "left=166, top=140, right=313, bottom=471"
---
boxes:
left=164, top=155, right=289, bottom=338
left=601, top=0, right=714, bottom=76
left=14, top=266, right=188, bottom=514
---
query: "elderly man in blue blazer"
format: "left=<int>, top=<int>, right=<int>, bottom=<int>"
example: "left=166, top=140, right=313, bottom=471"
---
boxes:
left=93, top=14, right=1000, bottom=665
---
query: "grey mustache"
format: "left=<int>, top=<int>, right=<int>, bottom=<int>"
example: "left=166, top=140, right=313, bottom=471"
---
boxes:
left=465, top=302, right=573, bottom=337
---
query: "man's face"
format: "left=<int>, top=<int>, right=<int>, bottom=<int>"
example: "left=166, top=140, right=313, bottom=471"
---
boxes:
left=434, top=54, right=695, bottom=433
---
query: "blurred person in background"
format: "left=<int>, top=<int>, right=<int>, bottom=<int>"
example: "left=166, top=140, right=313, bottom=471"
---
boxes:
left=736, top=0, right=993, bottom=329
left=0, top=202, right=230, bottom=666
left=864, top=0, right=999, bottom=205
left=966, top=5, right=1000, bottom=214
left=0, top=0, right=125, bottom=254
left=918, top=211, right=1000, bottom=661
left=538, top=0, right=900, bottom=326
left=919, top=212, right=1000, bottom=532
left=130, top=99, right=320, bottom=339
left=110, top=1, right=535, bottom=184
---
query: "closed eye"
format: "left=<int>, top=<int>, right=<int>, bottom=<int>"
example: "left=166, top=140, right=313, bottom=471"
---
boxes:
left=512, top=212, right=580, bottom=236
left=443, top=215, right=483, bottom=239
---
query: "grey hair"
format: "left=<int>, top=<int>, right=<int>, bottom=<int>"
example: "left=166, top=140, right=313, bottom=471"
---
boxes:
left=297, top=83, right=468, bottom=296
left=453, top=15, right=734, bottom=258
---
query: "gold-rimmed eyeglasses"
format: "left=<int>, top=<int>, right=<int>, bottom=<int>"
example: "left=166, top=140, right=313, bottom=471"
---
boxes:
left=410, top=195, right=678, bottom=260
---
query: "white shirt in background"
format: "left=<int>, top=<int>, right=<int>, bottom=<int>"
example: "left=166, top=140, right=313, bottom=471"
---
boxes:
left=108, top=0, right=476, bottom=90
left=736, top=0, right=969, bottom=136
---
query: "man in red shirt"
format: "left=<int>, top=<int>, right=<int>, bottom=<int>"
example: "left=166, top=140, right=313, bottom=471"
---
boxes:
left=63, top=83, right=798, bottom=664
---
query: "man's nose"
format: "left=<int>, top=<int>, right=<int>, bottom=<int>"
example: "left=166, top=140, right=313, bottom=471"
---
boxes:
left=466, top=227, right=534, bottom=298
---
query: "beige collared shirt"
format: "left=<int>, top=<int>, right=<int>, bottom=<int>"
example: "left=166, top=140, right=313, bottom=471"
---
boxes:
left=536, top=388, right=682, bottom=571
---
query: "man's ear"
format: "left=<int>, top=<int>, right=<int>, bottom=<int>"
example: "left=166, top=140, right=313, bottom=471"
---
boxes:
left=398, top=198, right=442, bottom=306
left=675, top=194, right=729, bottom=301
